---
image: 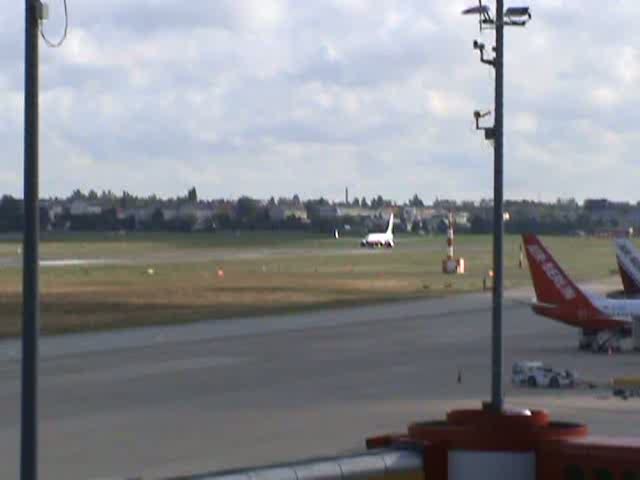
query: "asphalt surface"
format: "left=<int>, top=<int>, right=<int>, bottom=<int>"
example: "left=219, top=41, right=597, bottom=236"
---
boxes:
left=0, top=289, right=639, bottom=479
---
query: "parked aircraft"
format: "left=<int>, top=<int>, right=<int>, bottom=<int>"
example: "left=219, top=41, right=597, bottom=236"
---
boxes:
left=614, top=237, right=640, bottom=296
left=360, top=214, right=394, bottom=248
left=523, top=234, right=634, bottom=351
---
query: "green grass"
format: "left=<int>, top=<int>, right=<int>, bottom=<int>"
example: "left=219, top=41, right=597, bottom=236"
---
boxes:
left=0, top=233, right=624, bottom=337
left=0, top=231, right=338, bottom=258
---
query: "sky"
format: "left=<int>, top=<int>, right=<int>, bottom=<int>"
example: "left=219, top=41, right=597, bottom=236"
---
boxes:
left=1, top=0, right=640, bottom=203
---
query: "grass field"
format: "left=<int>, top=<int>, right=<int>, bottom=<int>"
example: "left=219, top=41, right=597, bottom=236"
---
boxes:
left=0, top=232, right=625, bottom=337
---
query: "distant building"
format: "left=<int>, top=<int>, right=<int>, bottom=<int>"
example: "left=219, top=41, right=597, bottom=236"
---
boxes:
left=336, top=206, right=378, bottom=219
left=70, top=200, right=102, bottom=216
left=313, top=204, right=339, bottom=219
left=268, top=204, right=308, bottom=222
left=43, top=202, right=65, bottom=224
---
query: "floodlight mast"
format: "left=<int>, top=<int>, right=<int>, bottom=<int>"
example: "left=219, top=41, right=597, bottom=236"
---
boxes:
left=22, top=1, right=43, bottom=479
left=462, top=0, right=531, bottom=413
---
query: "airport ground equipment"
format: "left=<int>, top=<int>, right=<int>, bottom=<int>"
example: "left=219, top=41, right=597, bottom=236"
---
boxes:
left=511, top=361, right=576, bottom=388
left=578, top=329, right=633, bottom=353
left=612, top=377, right=640, bottom=398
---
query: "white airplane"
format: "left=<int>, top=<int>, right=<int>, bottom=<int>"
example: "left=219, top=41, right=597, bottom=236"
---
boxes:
left=360, top=214, right=394, bottom=248
left=523, top=234, right=635, bottom=351
left=614, top=237, right=640, bottom=296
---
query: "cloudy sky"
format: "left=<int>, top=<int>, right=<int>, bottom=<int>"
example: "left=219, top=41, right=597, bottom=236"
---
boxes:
left=1, top=1, right=640, bottom=203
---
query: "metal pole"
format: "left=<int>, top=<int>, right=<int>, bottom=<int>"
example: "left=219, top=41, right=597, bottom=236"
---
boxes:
left=21, top=0, right=40, bottom=478
left=491, top=0, right=504, bottom=412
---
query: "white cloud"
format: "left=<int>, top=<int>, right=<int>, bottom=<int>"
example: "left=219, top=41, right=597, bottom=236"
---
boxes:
left=589, top=87, right=621, bottom=108
left=513, top=113, right=538, bottom=135
left=426, top=90, right=470, bottom=119
left=1, top=1, right=639, bottom=202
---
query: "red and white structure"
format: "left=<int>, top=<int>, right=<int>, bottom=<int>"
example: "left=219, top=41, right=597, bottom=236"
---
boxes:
left=442, top=213, right=465, bottom=274
left=168, top=404, right=640, bottom=480
left=367, top=404, right=640, bottom=480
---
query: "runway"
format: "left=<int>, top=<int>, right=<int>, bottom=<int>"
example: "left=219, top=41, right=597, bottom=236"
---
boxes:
left=0, top=289, right=638, bottom=479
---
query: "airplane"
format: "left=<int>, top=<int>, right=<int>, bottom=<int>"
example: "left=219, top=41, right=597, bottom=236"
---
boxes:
left=614, top=237, right=640, bottom=296
left=360, top=213, right=394, bottom=248
left=522, top=233, right=635, bottom=352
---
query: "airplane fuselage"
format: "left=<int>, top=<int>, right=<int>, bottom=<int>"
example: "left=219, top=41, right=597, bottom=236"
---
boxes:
left=360, top=214, right=395, bottom=248
left=531, top=301, right=631, bottom=332
left=361, top=233, right=394, bottom=248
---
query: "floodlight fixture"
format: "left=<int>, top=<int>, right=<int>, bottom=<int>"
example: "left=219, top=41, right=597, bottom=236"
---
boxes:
left=504, top=6, right=531, bottom=26
left=461, top=5, right=491, bottom=16
left=473, top=39, right=495, bottom=67
left=473, top=110, right=495, bottom=140
left=461, top=1, right=494, bottom=31
left=463, top=2, right=530, bottom=30
left=473, top=110, right=491, bottom=120
left=505, top=6, right=531, bottom=19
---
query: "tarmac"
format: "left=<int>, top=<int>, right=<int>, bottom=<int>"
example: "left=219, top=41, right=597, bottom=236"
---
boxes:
left=0, top=287, right=638, bottom=479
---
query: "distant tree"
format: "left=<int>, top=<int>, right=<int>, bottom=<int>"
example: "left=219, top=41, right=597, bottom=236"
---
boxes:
left=0, top=195, right=22, bottom=232
left=120, top=191, right=131, bottom=209
left=352, top=197, right=360, bottom=207
left=292, top=194, right=301, bottom=205
left=101, top=208, right=119, bottom=230
left=39, top=206, right=50, bottom=231
left=370, top=195, right=385, bottom=209
left=70, top=189, right=85, bottom=200
left=87, top=189, right=98, bottom=201
left=216, top=212, right=232, bottom=229
left=150, top=208, right=165, bottom=230
left=236, top=196, right=259, bottom=225
left=121, top=214, right=136, bottom=231
left=181, top=214, right=197, bottom=232
left=409, top=194, right=424, bottom=207
left=361, top=197, right=369, bottom=208
left=187, top=187, right=198, bottom=202
left=470, top=215, right=492, bottom=234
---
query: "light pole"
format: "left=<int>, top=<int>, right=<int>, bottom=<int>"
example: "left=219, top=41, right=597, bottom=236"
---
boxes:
left=22, top=1, right=51, bottom=478
left=462, top=1, right=531, bottom=412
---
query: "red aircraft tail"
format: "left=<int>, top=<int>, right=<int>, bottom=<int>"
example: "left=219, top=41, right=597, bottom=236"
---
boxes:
left=521, top=234, right=594, bottom=309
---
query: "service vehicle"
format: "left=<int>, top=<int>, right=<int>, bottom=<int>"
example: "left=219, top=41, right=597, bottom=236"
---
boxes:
left=512, top=360, right=576, bottom=388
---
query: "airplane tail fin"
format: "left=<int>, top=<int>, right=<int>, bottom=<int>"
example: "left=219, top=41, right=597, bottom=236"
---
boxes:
left=386, top=213, right=394, bottom=235
left=615, top=238, right=640, bottom=295
left=522, top=234, right=594, bottom=308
